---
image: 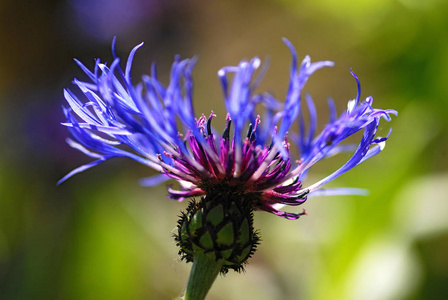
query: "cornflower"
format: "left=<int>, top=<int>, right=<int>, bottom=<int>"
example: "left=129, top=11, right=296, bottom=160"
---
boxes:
left=60, top=38, right=397, bottom=300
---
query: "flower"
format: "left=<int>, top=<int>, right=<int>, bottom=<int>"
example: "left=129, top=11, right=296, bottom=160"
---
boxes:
left=60, top=38, right=397, bottom=221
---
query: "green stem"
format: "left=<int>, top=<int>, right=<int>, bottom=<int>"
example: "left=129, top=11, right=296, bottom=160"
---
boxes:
left=183, top=253, right=223, bottom=300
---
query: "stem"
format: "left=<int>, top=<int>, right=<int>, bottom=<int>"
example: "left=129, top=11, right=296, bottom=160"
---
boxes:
left=183, top=253, right=223, bottom=300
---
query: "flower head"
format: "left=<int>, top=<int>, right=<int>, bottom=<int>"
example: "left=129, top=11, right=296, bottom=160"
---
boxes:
left=60, top=38, right=397, bottom=222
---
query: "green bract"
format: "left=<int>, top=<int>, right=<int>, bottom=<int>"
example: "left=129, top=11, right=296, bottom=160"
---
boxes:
left=175, top=195, right=260, bottom=273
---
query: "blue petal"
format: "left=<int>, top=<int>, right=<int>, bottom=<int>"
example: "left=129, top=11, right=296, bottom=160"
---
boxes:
left=58, top=159, right=106, bottom=185
left=139, top=174, right=170, bottom=186
left=309, top=188, right=369, bottom=197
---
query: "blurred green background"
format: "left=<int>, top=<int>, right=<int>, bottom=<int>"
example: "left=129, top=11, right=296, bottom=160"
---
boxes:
left=1, top=0, right=447, bottom=299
